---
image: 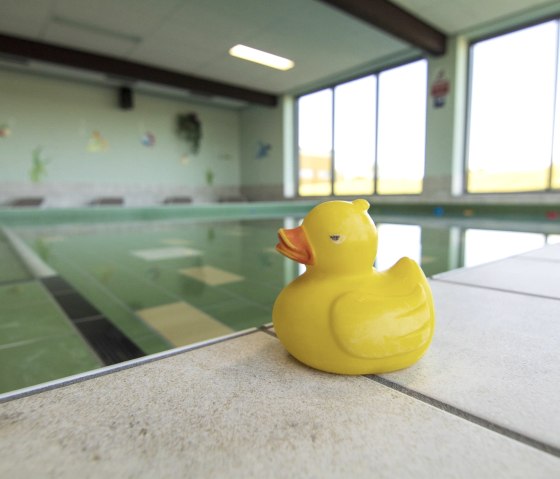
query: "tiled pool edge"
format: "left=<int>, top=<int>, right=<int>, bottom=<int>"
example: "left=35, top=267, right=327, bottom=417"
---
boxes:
left=0, top=201, right=320, bottom=227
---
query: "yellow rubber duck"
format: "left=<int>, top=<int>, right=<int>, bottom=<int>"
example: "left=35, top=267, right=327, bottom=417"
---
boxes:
left=273, top=199, right=435, bottom=375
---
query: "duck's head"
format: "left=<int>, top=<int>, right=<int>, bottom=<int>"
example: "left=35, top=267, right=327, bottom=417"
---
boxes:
left=276, top=199, right=377, bottom=274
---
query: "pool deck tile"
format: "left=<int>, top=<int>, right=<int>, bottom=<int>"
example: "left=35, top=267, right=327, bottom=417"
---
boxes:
left=521, top=243, right=560, bottom=261
left=433, top=252, right=560, bottom=299
left=1, top=332, right=560, bottom=478
left=381, top=280, right=560, bottom=450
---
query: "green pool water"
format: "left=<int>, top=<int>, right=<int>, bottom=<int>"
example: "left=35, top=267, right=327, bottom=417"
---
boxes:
left=1, top=210, right=560, bottom=395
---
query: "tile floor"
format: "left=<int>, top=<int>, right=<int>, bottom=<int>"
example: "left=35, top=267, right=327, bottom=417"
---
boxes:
left=1, top=244, right=559, bottom=477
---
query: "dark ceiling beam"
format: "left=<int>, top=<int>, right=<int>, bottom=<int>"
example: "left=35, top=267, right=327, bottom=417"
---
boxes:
left=319, top=0, right=446, bottom=56
left=0, top=33, right=278, bottom=107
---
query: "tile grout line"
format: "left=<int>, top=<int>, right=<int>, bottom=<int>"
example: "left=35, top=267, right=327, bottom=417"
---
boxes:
left=430, top=277, right=560, bottom=302
left=515, top=255, right=560, bottom=264
left=366, top=375, right=560, bottom=458
left=256, top=329, right=560, bottom=458
left=0, top=327, right=262, bottom=404
left=259, top=325, right=276, bottom=337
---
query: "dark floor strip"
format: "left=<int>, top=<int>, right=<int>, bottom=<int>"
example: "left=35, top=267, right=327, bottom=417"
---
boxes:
left=366, top=375, right=560, bottom=458
left=41, top=275, right=74, bottom=294
left=40, top=276, right=144, bottom=365
left=431, top=277, right=560, bottom=302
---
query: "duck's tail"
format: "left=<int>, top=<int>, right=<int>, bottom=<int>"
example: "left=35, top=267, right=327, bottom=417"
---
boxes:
left=330, top=284, right=434, bottom=360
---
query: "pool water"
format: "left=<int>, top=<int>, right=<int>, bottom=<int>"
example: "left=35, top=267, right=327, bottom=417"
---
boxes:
left=1, top=215, right=559, bottom=394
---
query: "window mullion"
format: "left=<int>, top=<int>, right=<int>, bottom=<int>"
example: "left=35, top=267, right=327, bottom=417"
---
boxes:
left=331, top=87, right=335, bottom=196
left=549, top=19, right=560, bottom=190
left=374, top=74, right=380, bottom=195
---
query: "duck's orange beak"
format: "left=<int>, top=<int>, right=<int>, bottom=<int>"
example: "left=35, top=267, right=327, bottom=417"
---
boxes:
left=276, top=226, right=314, bottom=265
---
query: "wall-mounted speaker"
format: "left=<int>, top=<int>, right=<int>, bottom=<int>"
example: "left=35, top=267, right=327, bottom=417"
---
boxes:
left=119, top=86, right=134, bottom=110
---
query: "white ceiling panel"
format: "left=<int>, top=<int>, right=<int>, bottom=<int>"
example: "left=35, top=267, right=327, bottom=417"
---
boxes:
left=0, top=0, right=53, bottom=37
left=0, top=0, right=558, bottom=103
left=50, top=0, right=185, bottom=38
left=392, top=0, right=557, bottom=33
left=43, top=20, right=140, bottom=56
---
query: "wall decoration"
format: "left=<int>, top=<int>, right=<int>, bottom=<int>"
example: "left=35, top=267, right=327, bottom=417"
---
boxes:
left=256, top=141, right=272, bottom=160
left=141, top=131, right=156, bottom=147
left=177, top=112, right=202, bottom=155
left=430, top=70, right=450, bottom=108
left=0, top=123, right=12, bottom=138
left=433, top=206, right=445, bottom=217
left=205, top=167, right=215, bottom=186
left=29, top=147, right=50, bottom=183
left=87, top=131, right=109, bottom=152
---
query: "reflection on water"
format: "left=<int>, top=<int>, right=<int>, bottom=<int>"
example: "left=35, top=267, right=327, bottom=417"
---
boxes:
left=13, top=216, right=560, bottom=297
left=375, top=223, right=559, bottom=275
left=376, top=224, right=421, bottom=271
left=463, top=229, right=546, bottom=268
left=292, top=219, right=560, bottom=277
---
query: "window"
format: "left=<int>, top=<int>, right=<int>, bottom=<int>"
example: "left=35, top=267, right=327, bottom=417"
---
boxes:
left=334, top=76, right=376, bottom=196
left=463, top=229, right=545, bottom=267
left=553, top=51, right=560, bottom=189
left=298, top=89, right=333, bottom=196
left=297, top=59, right=427, bottom=196
left=377, top=61, right=427, bottom=194
left=466, top=21, right=560, bottom=193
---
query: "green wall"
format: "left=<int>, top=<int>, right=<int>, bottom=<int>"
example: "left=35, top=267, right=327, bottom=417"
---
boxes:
left=0, top=69, right=241, bottom=206
left=239, top=103, right=284, bottom=200
left=3, top=1, right=560, bottom=208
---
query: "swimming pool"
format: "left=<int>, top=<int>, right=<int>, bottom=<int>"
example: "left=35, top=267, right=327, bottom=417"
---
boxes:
left=2, top=206, right=560, bottom=394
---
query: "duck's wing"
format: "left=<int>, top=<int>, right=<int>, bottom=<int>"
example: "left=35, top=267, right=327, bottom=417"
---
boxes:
left=331, top=260, right=433, bottom=359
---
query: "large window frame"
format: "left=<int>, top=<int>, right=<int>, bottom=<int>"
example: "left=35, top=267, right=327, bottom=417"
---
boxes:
left=465, top=18, right=560, bottom=194
left=296, top=58, right=428, bottom=198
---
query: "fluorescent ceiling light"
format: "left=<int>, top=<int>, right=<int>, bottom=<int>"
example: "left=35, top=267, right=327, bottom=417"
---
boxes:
left=229, top=44, right=294, bottom=71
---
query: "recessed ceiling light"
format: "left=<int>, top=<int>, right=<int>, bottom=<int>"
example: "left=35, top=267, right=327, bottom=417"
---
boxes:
left=229, top=44, right=294, bottom=71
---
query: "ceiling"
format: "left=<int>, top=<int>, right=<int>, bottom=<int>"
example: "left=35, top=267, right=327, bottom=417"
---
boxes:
left=0, top=0, right=557, bottom=107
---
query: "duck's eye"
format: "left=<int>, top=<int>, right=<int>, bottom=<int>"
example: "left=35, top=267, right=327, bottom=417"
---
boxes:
left=329, top=234, right=343, bottom=243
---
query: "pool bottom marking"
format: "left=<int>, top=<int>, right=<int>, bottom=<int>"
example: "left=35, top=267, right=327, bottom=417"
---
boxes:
left=131, top=247, right=201, bottom=261
left=41, top=276, right=145, bottom=365
left=136, top=301, right=233, bottom=347
left=179, top=265, right=244, bottom=286
left=160, top=238, right=191, bottom=246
